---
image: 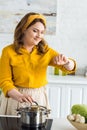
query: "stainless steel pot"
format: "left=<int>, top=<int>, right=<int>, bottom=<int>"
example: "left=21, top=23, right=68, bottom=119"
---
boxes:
left=17, top=103, right=50, bottom=127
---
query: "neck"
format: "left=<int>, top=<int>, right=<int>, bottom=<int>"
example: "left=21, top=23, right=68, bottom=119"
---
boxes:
left=23, top=44, right=34, bottom=52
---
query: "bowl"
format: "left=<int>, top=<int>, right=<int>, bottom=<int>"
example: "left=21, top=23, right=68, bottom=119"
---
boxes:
left=67, top=115, right=87, bottom=130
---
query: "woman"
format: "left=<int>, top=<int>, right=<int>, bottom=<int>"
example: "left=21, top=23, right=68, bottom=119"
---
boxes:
left=0, top=12, right=76, bottom=115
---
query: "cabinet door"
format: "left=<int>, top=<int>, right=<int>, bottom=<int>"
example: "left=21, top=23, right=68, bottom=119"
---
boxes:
left=47, top=83, right=61, bottom=118
left=82, top=87, right=87, bottom=104
left=63, top=85, right=83, bottom=118
left=47, top=83, right=86, bottom=118
left=67, top=85, right=87, bottom=116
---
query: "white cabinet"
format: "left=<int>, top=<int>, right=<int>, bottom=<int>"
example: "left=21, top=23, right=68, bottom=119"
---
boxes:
left=47, top=75, right=87, bottom=118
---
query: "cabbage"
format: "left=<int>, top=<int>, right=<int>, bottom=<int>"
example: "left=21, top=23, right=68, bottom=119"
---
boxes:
left=71, top=104, right=87, bottom=122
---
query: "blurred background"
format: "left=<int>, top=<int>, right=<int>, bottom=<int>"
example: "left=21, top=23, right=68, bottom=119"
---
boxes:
left=0, top=0, right=87, bottom=76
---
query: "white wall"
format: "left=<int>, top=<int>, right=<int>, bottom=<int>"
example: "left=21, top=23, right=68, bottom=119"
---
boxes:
left=46, top=0, right=87, bottom=75
left=0, top=0, right=87, bottom=75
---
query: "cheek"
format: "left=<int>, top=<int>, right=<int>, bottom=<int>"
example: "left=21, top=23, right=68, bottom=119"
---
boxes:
left=41, top=34, right=44, bottom=38
left=25, top=30, right=33, bottom=37
left=24, top=33, right=33, bottom=40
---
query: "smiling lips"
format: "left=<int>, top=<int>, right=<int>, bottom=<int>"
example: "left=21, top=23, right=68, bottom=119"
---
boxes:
left=34, top=37, right=41, bottom=42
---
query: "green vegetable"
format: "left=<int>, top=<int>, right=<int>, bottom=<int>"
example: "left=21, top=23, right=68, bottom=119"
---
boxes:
left=54, top=67, right=59, bottom=75
left=71, top=104, right=87, bottom=122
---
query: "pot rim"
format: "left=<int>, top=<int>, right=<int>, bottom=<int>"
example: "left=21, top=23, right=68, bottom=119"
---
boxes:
left=17, top=105, right=50, bottom=113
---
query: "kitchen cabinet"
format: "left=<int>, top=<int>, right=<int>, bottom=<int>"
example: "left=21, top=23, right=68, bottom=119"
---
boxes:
left=47, top=75, right=87, bottom=118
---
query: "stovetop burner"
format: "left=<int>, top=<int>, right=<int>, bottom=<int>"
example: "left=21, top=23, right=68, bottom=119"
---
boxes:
left=22, top=119, right=53, bottom=130
left=0, top=116, right=53, bottom=130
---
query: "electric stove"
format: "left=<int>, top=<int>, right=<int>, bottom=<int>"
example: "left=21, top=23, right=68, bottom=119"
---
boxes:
left=0, top=116, right=53, bottom=130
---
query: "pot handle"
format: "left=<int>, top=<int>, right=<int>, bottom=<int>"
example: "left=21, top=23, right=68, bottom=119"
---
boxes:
left=32, top=102, right=51, bottom=112
left=45, top=109, right=51, bottom=114
left=16, top=109, right=21, bottom=116
left=32, top=101, right=39, bottom=106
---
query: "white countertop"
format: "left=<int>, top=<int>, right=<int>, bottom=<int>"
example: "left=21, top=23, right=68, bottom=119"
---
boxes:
left=0, top=115, right=77, bottom=130
left=52, top=118, right=76, bottom=130
left=47, top=75, right=87, bottom=85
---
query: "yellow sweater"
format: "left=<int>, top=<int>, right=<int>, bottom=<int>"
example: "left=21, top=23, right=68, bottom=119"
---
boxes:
left=0, top=44, right=76, bottom=96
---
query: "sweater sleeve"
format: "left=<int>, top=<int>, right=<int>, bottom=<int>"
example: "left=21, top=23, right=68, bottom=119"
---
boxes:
left=58, top=58, right=76, bottom=74
left=0, top=48, right=18, bottom=97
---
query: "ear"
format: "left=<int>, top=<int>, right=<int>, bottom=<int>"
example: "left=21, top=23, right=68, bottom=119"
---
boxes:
left=23, top=30, right=26, bottom=34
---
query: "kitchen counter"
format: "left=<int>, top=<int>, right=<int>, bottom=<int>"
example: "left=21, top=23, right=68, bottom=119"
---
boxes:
left=0, top=115, right=76, bottom=130
left=52, top=118, right=76, bottom=130
left=47, top=75, right=87, bottom=85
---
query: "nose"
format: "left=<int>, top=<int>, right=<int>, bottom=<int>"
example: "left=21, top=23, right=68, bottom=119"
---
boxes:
left=37, top=32, right=42, bottom=38
left=37, top=33, right=40, bottom=38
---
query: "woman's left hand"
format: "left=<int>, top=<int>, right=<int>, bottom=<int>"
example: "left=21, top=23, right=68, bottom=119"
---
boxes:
left=53, top=54, right=69, bottom=65
left=53, top=54, right=75, bottom=70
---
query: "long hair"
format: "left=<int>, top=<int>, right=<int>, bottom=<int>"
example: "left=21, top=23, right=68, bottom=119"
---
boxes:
left=13, top=12, right=47, bottom=54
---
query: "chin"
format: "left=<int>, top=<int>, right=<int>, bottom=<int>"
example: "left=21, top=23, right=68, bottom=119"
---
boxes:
left=35, top=42, right=39, bottom=45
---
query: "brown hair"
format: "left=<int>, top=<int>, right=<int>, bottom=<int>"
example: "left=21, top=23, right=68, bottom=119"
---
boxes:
left=13, top=12, right=47, bottom=54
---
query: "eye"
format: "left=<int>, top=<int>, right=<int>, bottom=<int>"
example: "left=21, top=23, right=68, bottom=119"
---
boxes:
left=41, top=29, right=46, bottom=34
left=33, top=29, right=37, bottom=32
left=41, top=31, right=45, bottom=34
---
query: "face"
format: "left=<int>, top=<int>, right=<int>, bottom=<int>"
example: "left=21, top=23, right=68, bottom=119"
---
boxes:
left=23, top=22, right=46, bottom=46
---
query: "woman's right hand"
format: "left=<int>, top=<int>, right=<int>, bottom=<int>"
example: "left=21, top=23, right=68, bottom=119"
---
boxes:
left=7, top=88, right=33, bottom=103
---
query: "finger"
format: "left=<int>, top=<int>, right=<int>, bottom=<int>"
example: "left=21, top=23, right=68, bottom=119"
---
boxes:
left=63, top=56, right=69, bottom=64
left=57, top=55, right=63, bottom=64
left=64, top=57, right=68, bottom=63
left=57, top=55, right=60, bottom=62
left=57, top=54, right=62, bottom=62
left=60, top=54, right=65, bottom=61
left=22, top=96, right=29, bottom=103
left=54, top=56, right=59, bottom=64
left=18, top=98, right=24, bottom=103
left=27, top=96, right=33, bottom=103
left=23, top=94, right=33, bottom=103
left=60, top=54, right=68, bottom=64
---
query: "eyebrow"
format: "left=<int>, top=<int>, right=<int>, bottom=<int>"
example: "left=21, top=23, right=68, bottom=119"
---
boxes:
left=32, top=27, right=45, bottom=32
